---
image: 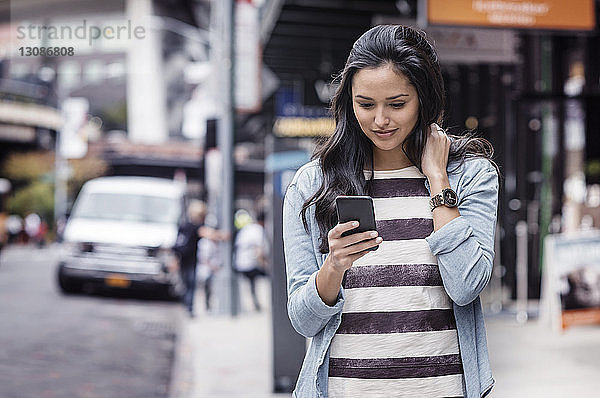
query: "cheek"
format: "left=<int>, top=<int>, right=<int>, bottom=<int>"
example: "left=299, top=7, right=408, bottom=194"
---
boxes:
left=406, top=111, right=419, bottom=127
left=399, top=106, right=419, bottom=129
left=352, top=104, right=361, bottom=121
left=410, top=103, right=420, bottom=123
left=352, top=107, right=367, bottom=129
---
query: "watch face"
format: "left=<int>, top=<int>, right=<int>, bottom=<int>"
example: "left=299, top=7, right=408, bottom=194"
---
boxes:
left=443, top=189, right=458, bottom=207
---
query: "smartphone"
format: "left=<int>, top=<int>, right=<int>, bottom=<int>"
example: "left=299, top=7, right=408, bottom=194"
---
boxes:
left=335, top=195, right=379, bottom=251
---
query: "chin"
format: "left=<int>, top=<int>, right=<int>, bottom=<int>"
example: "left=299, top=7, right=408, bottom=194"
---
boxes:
left=372, top=140, right=403, bottom=152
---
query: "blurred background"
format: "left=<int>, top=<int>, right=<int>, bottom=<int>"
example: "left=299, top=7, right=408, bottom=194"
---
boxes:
left=0, top=0, right=599, bottom=397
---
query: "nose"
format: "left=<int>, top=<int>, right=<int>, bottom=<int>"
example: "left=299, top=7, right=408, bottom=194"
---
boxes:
left=374, top=107, right=390, bottom=128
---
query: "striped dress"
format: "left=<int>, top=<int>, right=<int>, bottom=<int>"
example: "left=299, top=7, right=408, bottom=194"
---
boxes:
left=328, top=166, right=464, bottom=398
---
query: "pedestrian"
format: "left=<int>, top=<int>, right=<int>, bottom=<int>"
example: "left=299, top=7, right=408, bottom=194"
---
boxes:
left=234, top=210, right=269, bottom=311
left=24, top=213, right=41, bottom=245
left=0, top=212, right=7, bottom=261
left=283, top=25, right=499, bottom=398
left=196, top=236, right=221, bottom=312
left=35, top=218, right=48, bottom=248
left=173, top=200, right=227, bottom=317
left=5, top=214, right=22, bottom=244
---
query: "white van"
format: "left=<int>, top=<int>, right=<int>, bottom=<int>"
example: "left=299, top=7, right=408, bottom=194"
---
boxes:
left=57, top=176, right=185, bottom=297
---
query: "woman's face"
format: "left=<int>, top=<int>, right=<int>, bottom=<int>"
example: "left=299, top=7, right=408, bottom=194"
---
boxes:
left=351, top=63, right=419, bottom=167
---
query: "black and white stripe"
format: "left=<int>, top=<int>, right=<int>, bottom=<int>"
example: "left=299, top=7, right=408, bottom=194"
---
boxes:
left=337, top=309, right=457, bottom=334
left=329, top=354, right=463, bottom=379
left=328, top=166, right=464, bottom=397
left=343, top=264, right=443, bottom=289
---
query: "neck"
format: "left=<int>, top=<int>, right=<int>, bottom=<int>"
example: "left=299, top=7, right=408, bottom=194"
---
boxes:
left=372, top=149, right=413, bottom=171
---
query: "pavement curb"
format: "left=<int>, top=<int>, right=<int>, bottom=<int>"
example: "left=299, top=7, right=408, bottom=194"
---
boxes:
left=168, top=309, right=193, bottom=398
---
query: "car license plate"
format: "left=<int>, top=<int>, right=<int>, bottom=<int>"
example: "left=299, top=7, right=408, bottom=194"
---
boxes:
left=105, top=274, right=131, bottom=288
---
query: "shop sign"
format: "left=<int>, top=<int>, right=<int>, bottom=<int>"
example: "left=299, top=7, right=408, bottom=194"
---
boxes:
left=273, top=116, right=334, bottom=137
left=427, top=26, right=518, bottom=64
left=541, top=231, right=600, bottom=331
left=372, top=16, right=518, bottom=63
left=60, top=97, right=89, bottom=159
left=235, top=0, right=262, bottom=113
left=273, top=87, right=333, bottom=137
left=428, top=0, right=595, bottom=31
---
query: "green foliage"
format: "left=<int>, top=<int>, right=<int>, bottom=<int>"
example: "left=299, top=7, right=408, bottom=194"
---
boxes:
left=2, top=151, right=54, bottom=181
left=587, top=160, right=600, bottom=177
left=2, top=151, right=108, bottom=225
left=68, top=156, right=108, bottom=200
left=101, top=101, right=127, bottom=130
left=7, top=181, right=54, bottom=222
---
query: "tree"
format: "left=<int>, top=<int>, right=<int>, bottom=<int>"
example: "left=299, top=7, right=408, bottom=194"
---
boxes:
left=2, top=151, right=108, bottom=229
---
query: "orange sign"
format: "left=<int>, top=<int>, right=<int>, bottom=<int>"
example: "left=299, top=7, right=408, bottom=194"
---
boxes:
left=428, top=0, right=595, bottom=31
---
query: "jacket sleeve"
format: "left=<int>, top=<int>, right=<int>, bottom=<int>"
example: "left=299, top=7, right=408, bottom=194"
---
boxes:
left=283, top=182, right=344, bottom=338
left=426, top=161, right=499, bottom=306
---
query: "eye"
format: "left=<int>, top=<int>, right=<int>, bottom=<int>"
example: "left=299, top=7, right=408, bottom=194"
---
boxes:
left=357, top=102, right=374, bottom=109
left=390, top=102, right=405, bottom=109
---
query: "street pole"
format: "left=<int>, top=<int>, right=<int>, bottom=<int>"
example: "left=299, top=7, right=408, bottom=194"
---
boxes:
left=54, top=134, right=68, bottom=225
left=516, top=220, right=529, bottom=323
left=211, top=0, right=239, bottom=316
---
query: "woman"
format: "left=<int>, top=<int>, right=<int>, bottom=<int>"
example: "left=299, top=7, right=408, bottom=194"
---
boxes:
left=283, top=25, right=498, bottom=397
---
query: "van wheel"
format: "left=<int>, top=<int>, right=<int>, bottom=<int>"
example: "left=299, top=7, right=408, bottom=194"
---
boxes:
left=57, top=265, right=81, bottom=294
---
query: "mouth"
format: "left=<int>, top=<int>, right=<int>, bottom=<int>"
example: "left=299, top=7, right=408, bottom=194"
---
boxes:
left=372, top=128, right=398, bottom=137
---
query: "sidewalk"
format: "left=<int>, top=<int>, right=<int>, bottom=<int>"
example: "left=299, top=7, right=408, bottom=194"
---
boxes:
left=170, top=278, right=290, bottom=398
left=170, top=283, right=600, bottom=398
left=486, top=313, right=600, bottom=397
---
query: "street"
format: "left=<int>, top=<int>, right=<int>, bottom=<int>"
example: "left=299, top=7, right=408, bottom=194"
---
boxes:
left=2, top=245, right=600, bottom=398
left=0, top=244, right=183, bottom=398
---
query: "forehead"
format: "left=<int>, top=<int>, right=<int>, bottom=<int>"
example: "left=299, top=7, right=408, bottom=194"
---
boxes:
left=351, top=63, right=415, bottom=97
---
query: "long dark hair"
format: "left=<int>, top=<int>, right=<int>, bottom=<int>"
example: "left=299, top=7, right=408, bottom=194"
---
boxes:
left=301, top=24, right=497, bottom=253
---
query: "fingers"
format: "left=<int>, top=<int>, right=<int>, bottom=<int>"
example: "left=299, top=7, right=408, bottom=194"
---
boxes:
left=329, top=220, right=359, bottom=240
left=328, top=235, right=381, bottom=270
left=330, top=227, right=381, bottom=254
left=429, top=124, right=451, bottom=148
left=344, top=236, right=382, bottom=254
left=422, top=123, right=451, bottom=180
left=430, top=123, right=444, bottom=136
left=329, top=222, right=379, bottom=247
left=327, top=221, right=382, bottom=272
left=347, top=250, right=370, bottom=265
left=339, top=230, right=379, bottom=248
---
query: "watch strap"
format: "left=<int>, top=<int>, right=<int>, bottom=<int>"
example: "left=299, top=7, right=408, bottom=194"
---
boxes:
left=429, top=188, right=458, bottom=211
left=429, top=193, right=445, bottom=211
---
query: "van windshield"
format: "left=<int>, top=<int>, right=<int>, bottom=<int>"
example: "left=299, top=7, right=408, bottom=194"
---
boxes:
left=72, top=193, right=181, bottom=224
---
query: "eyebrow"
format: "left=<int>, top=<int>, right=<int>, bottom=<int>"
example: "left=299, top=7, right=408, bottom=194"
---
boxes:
left=355, top=94, right=409, bottom=100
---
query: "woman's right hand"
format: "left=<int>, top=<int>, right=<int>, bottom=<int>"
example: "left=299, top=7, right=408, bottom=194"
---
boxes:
left=325, top=221, right=382, bottom=273
left=316, top=221, right=382, bottom=306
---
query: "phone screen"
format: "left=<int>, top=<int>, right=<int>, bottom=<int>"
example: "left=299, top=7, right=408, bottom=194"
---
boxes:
left=335, top=195, right=379, bottom=251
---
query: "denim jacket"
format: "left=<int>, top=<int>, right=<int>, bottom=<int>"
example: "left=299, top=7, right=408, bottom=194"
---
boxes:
left=283, top=157, right=498, bottom=398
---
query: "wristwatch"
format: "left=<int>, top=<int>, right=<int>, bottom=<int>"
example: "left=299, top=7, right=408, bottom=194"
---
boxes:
left=429, top=188, right=458, bottom=211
